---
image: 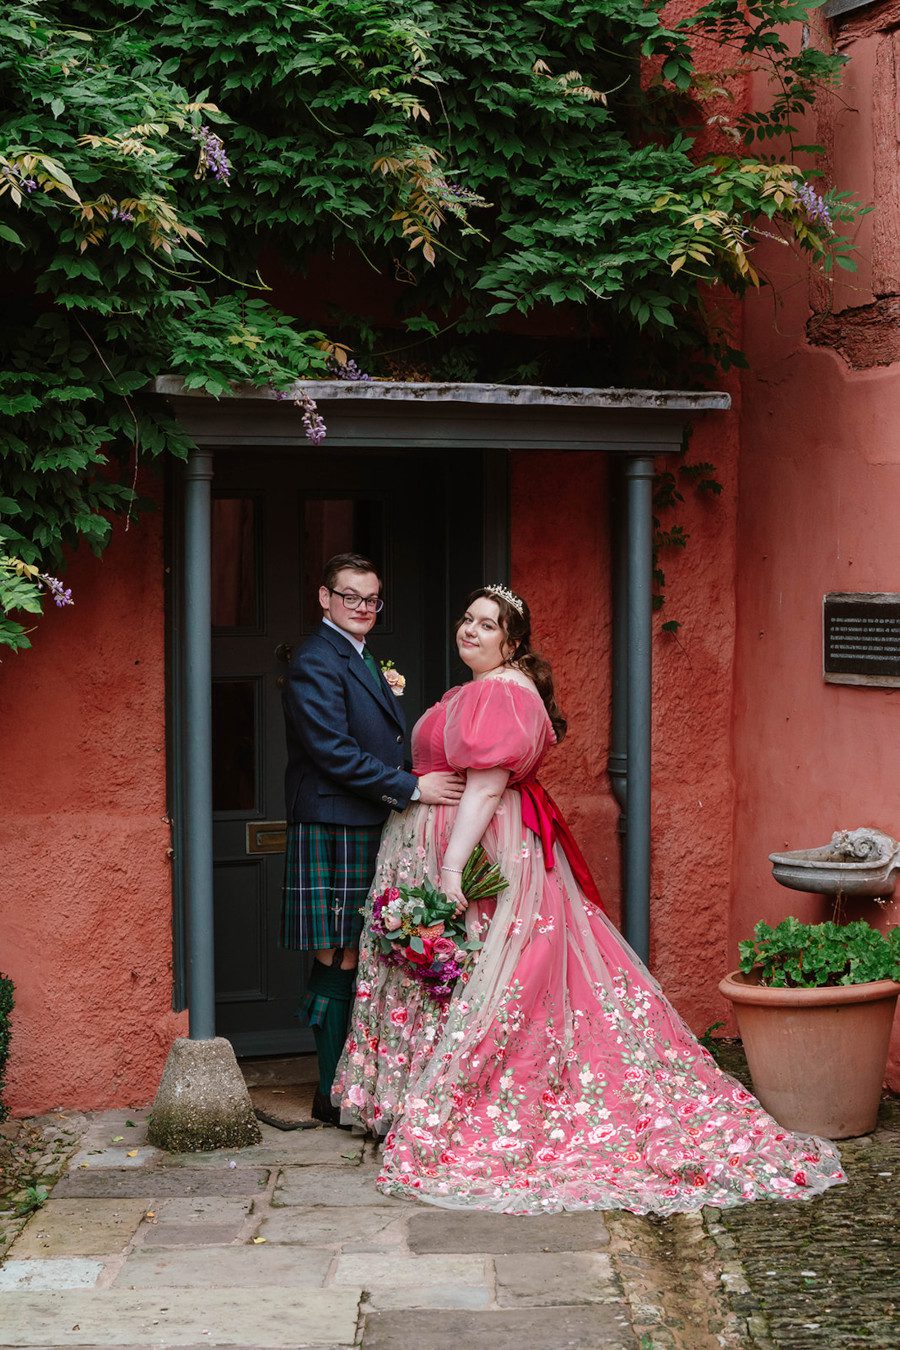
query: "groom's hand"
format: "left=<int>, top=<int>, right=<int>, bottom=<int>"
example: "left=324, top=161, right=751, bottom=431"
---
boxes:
left=417, top=771, right=465, bottom=805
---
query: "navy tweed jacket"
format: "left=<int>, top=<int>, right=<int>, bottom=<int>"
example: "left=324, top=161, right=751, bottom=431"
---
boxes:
left=282, top=622, right=417, bottom=826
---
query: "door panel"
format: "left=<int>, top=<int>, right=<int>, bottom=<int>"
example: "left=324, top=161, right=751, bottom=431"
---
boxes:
left=210, top=448, right=491, bottom=1056
left=213, top=859, right=266, bottom=1001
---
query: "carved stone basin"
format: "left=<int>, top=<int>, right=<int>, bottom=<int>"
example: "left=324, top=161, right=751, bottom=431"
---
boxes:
left=769, top=827, right=900, bottom=899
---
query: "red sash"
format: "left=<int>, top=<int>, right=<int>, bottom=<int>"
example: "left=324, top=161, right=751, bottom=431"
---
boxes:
left=517, top=779, right=605, bottom=912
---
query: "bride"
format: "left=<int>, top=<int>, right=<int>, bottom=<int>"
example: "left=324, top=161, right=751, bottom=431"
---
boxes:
left=332, top=584, right=844, bottom=1215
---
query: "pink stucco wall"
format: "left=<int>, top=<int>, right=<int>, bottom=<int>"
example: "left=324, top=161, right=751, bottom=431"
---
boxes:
left=733, top=17, right=900, bottom=1084
left=0, top=495, right=186, bottom=1116
left=734, top=339, right=900, bottom=1081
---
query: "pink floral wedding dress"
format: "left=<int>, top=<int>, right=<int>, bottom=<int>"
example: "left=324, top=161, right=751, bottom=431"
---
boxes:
left=333, top=677, right=845, bottom=1216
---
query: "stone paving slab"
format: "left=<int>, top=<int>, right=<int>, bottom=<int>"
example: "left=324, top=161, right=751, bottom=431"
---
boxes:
left=74, top=1110, right=151, bottom=1150
left=159, top=1132, right=365, bottom=1169
left=115, top=1244, right=333, bottom=1289
left=136, top=1222, right=252, bottom=1248
left=0, top=1257, right=104, bottom=1290
left=334, top=1253, right=491, bottom=1310
left=132, top=1196, right=255, bottom=1248
left=259, top=1206, right=404, bottom=1248
left=11, top=1199, right=149, bottom=1257
left=494, top=1251, right=619, bottom=1306
left=68, top=1145, right=163, bottom=1170
left=0, top=1287, right=364, bottom=1346
left=361, top=1307, right=638, bottom=1349
left=407, top=1209, right=611, bottom=1254
left=272, top=1166, right=405, bottom=1209
left=53, top=1167, right=270, bottom=1199
left=152, top=1197, right=256, bottom=1222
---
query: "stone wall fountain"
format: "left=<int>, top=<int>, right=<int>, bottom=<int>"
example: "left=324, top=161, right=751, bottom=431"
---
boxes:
left=768, top=827, right=900, bottom=902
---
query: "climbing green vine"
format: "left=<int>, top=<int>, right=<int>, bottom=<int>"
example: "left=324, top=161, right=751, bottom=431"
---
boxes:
left=0, top=0, right=861, bottom=651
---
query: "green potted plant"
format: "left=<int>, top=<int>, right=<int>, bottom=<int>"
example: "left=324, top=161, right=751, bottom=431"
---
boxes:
left=719, top=918, right=900, bottom=1139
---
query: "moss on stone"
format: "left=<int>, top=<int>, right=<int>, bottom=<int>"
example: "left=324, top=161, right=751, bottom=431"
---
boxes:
left=147, top=1103, right=261, bottom=1153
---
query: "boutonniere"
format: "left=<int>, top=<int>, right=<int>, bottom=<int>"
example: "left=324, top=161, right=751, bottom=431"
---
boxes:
left=380, top=658, right=406, bottom=696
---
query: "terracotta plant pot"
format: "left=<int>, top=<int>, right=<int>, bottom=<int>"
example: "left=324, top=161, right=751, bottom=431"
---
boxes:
left=718, top=970, right=900, bottom=1139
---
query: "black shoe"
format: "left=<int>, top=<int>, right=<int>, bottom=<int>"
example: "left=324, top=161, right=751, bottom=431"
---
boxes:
left=312, top=1087, right=351, bottom=1130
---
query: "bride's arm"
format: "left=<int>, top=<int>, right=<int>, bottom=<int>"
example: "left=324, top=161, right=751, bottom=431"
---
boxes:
left=439, top=767, right=509, bottom=913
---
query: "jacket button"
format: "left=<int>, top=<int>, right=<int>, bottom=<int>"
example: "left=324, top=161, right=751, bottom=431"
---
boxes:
left=396, top=734, right=402, bottom=743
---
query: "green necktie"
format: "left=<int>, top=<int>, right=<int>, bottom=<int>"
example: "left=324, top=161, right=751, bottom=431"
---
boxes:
left=361, top=646, right=382, bottom=690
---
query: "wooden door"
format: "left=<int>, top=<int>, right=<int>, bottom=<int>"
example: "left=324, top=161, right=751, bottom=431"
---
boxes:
left=208, top=447, right=491, bottom=1055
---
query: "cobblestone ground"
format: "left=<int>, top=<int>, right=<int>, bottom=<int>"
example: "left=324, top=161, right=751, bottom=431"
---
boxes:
left=0, top=1051, right=896, bottom=1349
left=709, top=1094, right=900, bottom=1347
left=0, top=1112, right=87, bottom=1262
left=703, top=1046, right=898, bottom=1350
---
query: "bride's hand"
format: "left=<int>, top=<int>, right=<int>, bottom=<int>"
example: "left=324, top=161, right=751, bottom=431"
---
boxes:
left=440, top=871, right=468, bottom=917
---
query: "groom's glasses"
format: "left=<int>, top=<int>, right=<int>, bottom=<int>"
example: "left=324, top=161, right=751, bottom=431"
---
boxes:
left=329, top=588, right=384, bottom=613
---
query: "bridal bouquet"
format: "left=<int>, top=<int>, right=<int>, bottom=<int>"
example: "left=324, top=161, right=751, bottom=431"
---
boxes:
left=370, top=846, right=507, bottom=1002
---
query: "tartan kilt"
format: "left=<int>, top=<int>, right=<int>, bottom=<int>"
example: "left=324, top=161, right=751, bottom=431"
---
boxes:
left=280, top=821, right=382, bottom=951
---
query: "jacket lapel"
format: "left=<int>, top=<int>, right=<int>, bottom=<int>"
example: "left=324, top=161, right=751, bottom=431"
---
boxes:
left=318, top=623, right=405, bottom=729
left=348, top=654, right=405, bottom=728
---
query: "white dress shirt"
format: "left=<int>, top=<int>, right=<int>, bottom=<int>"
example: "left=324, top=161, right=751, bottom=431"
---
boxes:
left=323, top=616, right=366, bottom=656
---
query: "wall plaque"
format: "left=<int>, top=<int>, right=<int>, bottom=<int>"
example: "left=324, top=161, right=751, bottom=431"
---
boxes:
left=823, top=592, right=900, bottom=687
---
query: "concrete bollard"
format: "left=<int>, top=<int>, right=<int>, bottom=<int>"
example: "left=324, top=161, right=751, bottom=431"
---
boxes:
left=148, top=1036, right=261, bottom=1152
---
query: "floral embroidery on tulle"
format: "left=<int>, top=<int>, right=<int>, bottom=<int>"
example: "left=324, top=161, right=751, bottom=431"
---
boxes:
left=333, top=682, right=845, bottom=1216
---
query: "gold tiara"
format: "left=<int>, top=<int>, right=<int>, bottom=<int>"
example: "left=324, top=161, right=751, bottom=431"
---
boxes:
left=484, top=583, right=524, bottom=616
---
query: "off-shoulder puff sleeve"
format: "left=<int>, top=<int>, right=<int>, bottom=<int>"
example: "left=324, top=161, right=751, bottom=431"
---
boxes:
left=443, top=679, right=554, bottom=780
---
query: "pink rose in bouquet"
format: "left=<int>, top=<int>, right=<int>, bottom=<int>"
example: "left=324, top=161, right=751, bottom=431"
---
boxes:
left=432, top=936, right=458, bottom=961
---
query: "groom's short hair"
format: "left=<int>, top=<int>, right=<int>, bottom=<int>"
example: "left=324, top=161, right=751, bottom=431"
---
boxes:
left=321, top=553, right=382, bottom=591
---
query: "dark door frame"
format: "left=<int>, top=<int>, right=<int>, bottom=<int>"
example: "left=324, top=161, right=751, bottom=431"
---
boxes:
left=166, top=435, right=510, bottom=1015
left=157, top=379, right=730, bottom=1036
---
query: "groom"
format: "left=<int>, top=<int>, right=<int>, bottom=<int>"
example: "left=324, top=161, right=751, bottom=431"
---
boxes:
left=281, top=552, right=463, bottom=1126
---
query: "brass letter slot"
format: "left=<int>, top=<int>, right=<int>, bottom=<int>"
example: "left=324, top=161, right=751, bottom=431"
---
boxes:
left=246, top=821, right=287, bottom=855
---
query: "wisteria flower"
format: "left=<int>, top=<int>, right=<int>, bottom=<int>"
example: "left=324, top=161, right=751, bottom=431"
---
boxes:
left=299, top=393, right=326, bottom=445
left=792, top=180, right=833, bottom=232
left=192, top=125, right=232, bottom=184
left=2, top=164, right=37, bottom=194
left=329, top=358, right=371, bottom=382
left=40, top=573, right=74, bottom=607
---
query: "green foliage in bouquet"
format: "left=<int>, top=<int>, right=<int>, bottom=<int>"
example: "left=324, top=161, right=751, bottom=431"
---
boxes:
left=739, top=918, right=900, bottom=990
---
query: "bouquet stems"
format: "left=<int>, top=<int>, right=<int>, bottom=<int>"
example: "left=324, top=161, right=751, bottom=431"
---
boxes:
left=460, top=845, right=509, bottom=902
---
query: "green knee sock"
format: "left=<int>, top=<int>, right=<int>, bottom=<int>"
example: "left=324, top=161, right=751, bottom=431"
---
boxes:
left=305, top=961, right=355, bottom=1096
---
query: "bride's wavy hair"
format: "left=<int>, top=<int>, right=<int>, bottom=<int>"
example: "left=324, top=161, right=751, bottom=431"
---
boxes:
left=455, top=588, right=567, bottom=743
